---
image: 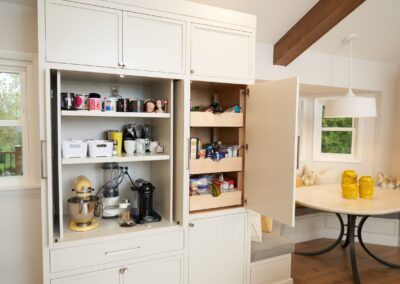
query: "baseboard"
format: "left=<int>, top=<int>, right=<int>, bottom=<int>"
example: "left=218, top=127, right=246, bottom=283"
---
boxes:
left=282, top=213, right=399, bottom=247
left=250, top=254, right=292, bottom=284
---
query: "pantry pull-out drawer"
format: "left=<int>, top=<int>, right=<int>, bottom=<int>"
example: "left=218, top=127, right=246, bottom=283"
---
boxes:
left=50, top=229, right=184, bottom=273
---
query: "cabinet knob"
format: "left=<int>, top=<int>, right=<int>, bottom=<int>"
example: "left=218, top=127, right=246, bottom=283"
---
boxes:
left=123, top=62, right=127, bottom=67
left=118, top=62, right=124, bottom=67
left=119, top=267, right=128, bottom=274
left=189, top=223, right=194, bottom=228
left=190, top=69, right=194, bottom=74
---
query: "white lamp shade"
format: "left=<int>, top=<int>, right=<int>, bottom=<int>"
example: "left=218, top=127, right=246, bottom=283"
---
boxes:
left=324, top=91, right=377, bottom=118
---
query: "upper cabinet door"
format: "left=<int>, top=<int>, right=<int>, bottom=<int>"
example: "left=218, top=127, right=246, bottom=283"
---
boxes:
left=45, top=0, right=122, bottom=68
left=245, top=78, right=299, bottom=227
left=190, top=23, right=254, bottom=81
left=123, top=12, right=185, bottom=74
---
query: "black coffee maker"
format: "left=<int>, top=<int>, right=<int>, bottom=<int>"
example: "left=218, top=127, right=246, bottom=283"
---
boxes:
left=131, top=179, right=161, bottom=224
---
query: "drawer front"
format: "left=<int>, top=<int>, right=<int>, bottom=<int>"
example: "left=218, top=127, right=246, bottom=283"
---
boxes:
left=50, top=229, right=184, bottom=273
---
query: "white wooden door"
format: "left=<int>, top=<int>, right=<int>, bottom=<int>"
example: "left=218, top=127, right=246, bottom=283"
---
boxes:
left=245, top=78, right=299, bottom=227
left=123, top=255, right=183, bottom=284
left=188, top=213, right=246, bottom=284
left=51, top=268, right=121, bottom=284
left=190, top=23, right=253, bottom=81
left=45, top=0, right=122, bottom=68
left=123, top=12, right=185, bottom=74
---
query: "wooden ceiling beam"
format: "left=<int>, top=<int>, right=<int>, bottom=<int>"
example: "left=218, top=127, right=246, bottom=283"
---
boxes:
left=273, top=0, right=365, bottom=66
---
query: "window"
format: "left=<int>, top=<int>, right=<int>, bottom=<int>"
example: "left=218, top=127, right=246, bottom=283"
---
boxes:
left=313, top=98, right=361, bottom=163
left=0, top=55, right=37, bottom=189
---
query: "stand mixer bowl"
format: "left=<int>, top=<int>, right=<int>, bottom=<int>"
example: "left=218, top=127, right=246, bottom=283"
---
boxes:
left=68, top=196, right=102, bottom=226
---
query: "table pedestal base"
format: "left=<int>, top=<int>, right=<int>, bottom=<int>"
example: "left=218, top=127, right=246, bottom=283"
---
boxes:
left=295, top=214, right=400, bottom=284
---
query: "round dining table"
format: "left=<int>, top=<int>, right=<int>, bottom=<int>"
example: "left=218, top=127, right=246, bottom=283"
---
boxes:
left=296, top=184, right=400, bottom=284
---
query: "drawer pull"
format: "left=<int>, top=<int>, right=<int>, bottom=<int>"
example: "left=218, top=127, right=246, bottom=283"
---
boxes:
left=105, top=246, right=141, bottom=256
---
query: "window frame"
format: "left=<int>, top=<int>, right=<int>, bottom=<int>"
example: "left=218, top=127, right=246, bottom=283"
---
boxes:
left=313, top=97, right=362, bottom=163
left=0, top=53, right=39, bottom=190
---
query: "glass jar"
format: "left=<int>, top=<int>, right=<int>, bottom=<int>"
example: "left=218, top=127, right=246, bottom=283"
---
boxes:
left=341, top=170, right=359, bottom=199
left=359, top=176, right=374, bottom=199
left=119, top=199, right=131, bottom=226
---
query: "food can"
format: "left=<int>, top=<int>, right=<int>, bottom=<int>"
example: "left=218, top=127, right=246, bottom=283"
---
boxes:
left=117, top=98, right=129, bottom=112
left=341, top=170, right=359, bottom=199
left=359, top=176, right=374, bottom=199
left=129, top=99, right=144, bottom=112
left=75, top=94, right=84, bottom=110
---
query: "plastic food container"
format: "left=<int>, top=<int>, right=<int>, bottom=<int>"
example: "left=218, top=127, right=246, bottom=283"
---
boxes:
left=62, top=140, right=87, bottom=158
left=87, top=140, right=113, bottom=158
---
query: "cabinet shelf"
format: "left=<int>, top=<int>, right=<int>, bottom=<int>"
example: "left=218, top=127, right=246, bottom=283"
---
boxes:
left=190, top=112, right=243, bottom=127
left=189, top=157, right=242, bottom=175
left=62, top=153, right=170, bottom=165
left=190, top=190, right=242, bottom=212
left=61, top=110, right=170, bottom=118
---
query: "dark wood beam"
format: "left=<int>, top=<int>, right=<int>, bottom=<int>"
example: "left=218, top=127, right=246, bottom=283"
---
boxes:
left=273, top=0, right=365, bottom=66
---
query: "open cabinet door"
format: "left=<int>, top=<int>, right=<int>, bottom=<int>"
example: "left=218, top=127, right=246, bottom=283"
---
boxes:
left=245, top=78, right=298, bottom=227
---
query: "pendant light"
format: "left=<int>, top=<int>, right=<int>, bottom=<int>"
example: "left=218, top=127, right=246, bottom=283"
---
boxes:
left=324, top=34, right=377, bottom=118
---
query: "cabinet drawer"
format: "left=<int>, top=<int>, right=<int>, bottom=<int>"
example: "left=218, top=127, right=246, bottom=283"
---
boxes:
left=50, top=229, right=184, bottom=273
left=190, top=112, right=244, bottom=127
left=190, top=191, right=242, bottom=211
left=190, top=157, right=242, bottom=174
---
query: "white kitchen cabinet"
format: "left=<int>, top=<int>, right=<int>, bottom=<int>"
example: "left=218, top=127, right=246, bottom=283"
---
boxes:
left=124, top=255, right=183, bottom=284
left=51, top=267, right=121, bottom=284
left=123, top=12, right=185, bottom=74
left=190, top=23, right=254, bottom=81
left=188, top=213, right=247, bottom=284
left=45, top=0, right=122, bottom=68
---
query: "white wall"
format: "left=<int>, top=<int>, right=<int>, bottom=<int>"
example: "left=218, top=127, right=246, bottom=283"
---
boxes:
left=255, top=43, right=399, bottom=178
left=391, top=64, right=400, bottom=176
left=0, top=2, right=42, bottom=284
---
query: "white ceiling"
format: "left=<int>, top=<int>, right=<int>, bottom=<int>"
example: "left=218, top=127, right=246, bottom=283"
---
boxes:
left=188, top=0, right=400, bottom=63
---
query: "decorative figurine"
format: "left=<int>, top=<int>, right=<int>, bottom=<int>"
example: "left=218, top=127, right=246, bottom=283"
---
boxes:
left=144, top=100, right=156, bottom=113
left=155, top=99, right=165, bottom=113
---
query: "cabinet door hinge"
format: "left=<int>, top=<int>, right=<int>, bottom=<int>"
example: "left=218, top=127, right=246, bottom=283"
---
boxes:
left=246, top=88, right=250, bottom=96
left=244, top=144, right=249, bottom=151
left=243, top=198, right=247, bottom=205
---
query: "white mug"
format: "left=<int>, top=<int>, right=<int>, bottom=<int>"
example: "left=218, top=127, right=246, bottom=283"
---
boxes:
left=149, top=141, right=159, bottom=153
left=135, top=139, right=146, bottom=154
left=124, top=140, right=136, bottom=155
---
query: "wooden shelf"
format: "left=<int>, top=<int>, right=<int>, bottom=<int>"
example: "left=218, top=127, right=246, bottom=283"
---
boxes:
left=189, top=157, right=242, bottom=174
left=190, top=112, right=243, bottom=127
left=61, top=110, right=170, bottom=118
left=62, top=153, right=170, bottom=165
left=190, top=190, right=242, bottom=211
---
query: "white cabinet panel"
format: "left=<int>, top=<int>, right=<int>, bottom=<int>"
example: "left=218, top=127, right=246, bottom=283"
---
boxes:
left=245, top=78, right=299, bottom=227
left=190, top=23, right=253, bottom=81
left=124, top=255, right=183, bottom=284
left=46, top=0, right=122, bottom=68
left=51, top=268, right=120, bottom=284
left=123, top=12, right=185, bottom=74
left=189, top=213, right=246, bottom=284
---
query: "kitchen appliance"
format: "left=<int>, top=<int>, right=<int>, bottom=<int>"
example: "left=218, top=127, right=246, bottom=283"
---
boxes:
left=67, top=175, right=102, bottom=232
left=101, top=163, right=121, bottom=218
left=130, top=179, right=161, bottom=224
left=87, top=140, right=113, bottom=158
left=62, top=140, right=87, bottom=158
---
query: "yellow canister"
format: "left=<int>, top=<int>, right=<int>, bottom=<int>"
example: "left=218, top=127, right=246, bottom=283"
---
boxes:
left=359, top=176, right=374, bottom=199
left=341, top=170, right=359, bottom=199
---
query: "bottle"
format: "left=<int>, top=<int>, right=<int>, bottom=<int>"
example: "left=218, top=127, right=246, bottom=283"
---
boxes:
left=112, top=140, right=118, bottom=156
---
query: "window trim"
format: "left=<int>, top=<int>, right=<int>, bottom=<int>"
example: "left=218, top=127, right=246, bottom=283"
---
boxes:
left=313, top=97, right=363, bottom=163
left=0, top=52, right=39, bottom=190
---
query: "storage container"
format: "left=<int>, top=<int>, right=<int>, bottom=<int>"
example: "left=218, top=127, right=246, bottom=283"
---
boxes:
left=62, top=140, right=87, bottom=158
left=87, top=140, right=113, bottom=158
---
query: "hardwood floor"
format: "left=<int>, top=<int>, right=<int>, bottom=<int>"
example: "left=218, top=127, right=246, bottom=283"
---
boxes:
left=292, top=238, right=400, bottom=284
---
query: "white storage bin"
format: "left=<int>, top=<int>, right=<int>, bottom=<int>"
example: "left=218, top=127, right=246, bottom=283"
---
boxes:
left=62, top=140, right=87, bottom=158
left=87, top=140, right=113, bottom=158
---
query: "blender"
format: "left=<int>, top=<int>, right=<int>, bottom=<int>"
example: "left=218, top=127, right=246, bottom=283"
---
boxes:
left=100, top=163, right=121, bottom=218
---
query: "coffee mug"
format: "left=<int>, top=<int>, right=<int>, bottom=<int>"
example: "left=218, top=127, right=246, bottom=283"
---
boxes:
left=124, top=140, right=136, bottom=155
left=135, top=139, right=146, bottom=154
left=149, top=141, right=158, bottom=154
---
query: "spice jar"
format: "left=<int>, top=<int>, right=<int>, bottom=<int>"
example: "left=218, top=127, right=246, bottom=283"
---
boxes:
left=341, top=170, right=359, bottom=199
left=359, top=176, right=374, bottom=199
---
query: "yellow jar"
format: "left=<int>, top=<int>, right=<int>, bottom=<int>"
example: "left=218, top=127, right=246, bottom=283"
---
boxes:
left=359, top=176, right=374, bottom=199
left=342, top=170, right=359, bottom=199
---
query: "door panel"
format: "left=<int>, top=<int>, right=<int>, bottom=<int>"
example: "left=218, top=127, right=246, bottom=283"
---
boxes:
left=245, top=78, right=299, bottom=227
left=46, top=0, right=122, bottom=68
left=124, top=255, right=183, bottom=284
left=190, top=24, right=253, bottom=80
left=51, top=268, right=120, bottom=284
left=189, top=213, right=246, bottom=284
left=123, top=12, right=185, bottom=73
